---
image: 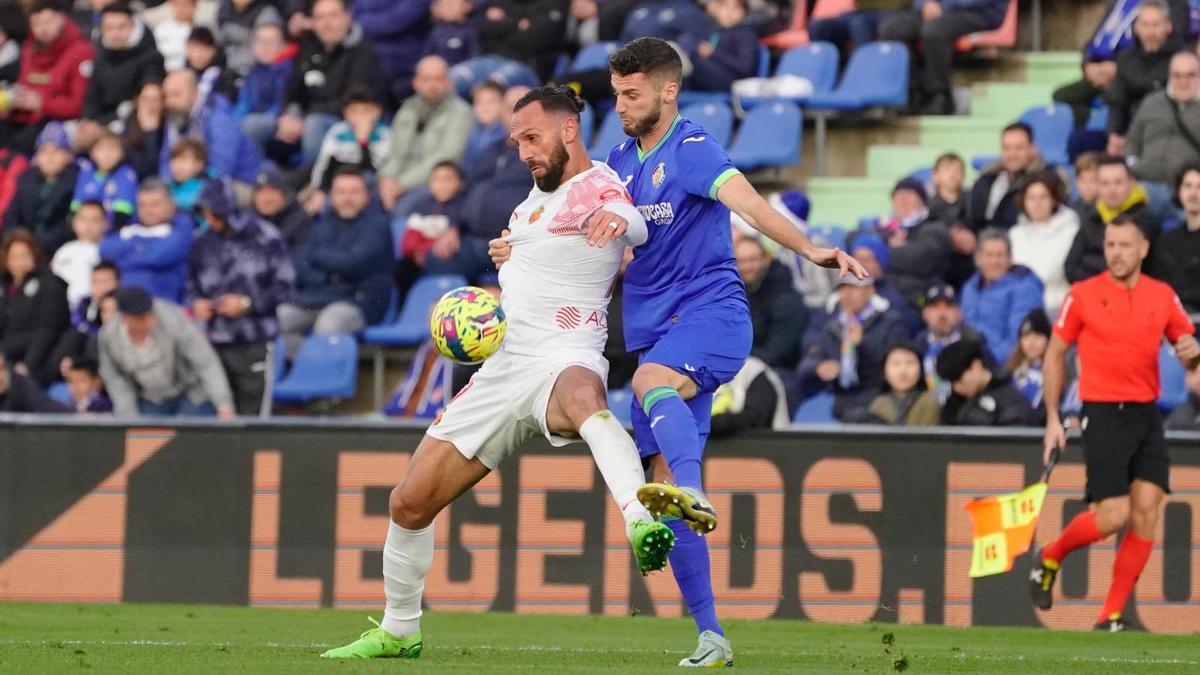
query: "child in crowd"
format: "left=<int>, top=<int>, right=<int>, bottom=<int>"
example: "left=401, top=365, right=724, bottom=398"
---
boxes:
left=51, top=201, right=108, bottom=307
left=54, top=261, right=121, bottom=385
left=168, top=139, right=210, bottom=213
left=1070, top=151, right=1101, bottom=214
left=64, top=357, right=113, bottom=413
left=684, top=0, right=758, bottom=92
left=423, top=0, right=478, bottom=66
left=395, top=161, right=465, bottom=297
left=72, top=132, right=139, bottom=229
left=462, top=80, right=506, bottom=166
left=233, top=22, right=292, bottom=122
left=305, top=89, right=391, bottom=213
left=928, top=152, right=967, bottom=226
left=186, top=26, right=238, bottom=103
left=869, top=343, right=940, bottom=426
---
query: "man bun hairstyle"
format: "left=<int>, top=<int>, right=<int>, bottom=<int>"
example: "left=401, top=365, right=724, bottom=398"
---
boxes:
left=609, top=37, right=684, bottom=84
left=513, top=85, right=586, bottom=119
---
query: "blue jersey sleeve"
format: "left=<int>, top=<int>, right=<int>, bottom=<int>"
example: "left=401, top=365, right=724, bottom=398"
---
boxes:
left=605, top=140, right=630, bottom=171
left=677, top=135, right=740, bottom=200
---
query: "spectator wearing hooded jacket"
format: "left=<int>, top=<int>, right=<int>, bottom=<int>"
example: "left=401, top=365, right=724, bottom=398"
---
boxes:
left=1104, top=0, right=1179, bottom=157
left=275, top=0, right=382, bottom=166
left=967, top=122, right=1047, bottom=233
left=216, top=0, right=284, bottom=77
left=1126, top=51, right=1200, bottom=187
left=252, top=164, right=311, bottom=252
left=160, top=69, right=263, bottom=185
left=0, top=1, right=93, bottom=154
left=960, top=229, right=1045, bottom=365
left=307, top=88, right=390, bottom=203
left=278, top=167, right=393, bottom=358
left=80, top=4, right=165, bottom=129
left=878, top=176, right=953, bottom=305
left=800, top=275, right=909, bottom=422
left=3, top=123, right=78, bottom=256
left=353, top=0, right=431, bottom=101
left=99, top=179, right=194, bottom=304
left=190, top=179, right=295, bottom=415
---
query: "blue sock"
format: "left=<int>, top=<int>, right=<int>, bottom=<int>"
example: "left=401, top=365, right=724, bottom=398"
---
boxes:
left=666, top=518, right=723, bottom=636
left=642, top=387, right=703, bottom=489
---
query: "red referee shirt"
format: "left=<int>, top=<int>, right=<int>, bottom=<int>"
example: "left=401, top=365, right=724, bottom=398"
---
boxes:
left=1054, top=273, right=1195, bottom=403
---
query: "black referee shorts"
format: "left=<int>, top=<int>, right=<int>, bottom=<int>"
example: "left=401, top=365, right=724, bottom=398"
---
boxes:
left=1080, top=402, right=1170, bottom=503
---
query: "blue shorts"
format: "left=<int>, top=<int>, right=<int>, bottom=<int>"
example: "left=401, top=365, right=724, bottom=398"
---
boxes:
left=630, top=304, right=752, bottom=459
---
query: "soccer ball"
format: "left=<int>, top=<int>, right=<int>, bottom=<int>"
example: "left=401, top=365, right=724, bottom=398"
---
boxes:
left=429, top=286, right=507, bottom=364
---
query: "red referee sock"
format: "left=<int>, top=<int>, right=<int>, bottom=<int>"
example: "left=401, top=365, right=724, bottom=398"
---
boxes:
left=1042, top=510, right=1104, bottom=565
left=1098, top=532, right=1154, bottom=622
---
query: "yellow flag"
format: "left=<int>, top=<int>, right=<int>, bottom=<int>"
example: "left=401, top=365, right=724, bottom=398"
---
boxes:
left=966, top=482, right=1048, bottom=578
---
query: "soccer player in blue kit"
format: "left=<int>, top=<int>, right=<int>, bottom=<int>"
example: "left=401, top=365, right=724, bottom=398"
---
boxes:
left=583, top=38, right=868, bottom=667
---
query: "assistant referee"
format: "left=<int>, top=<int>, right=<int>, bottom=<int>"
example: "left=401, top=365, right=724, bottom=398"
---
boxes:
left=1028, top=214, right=1200, bottom=631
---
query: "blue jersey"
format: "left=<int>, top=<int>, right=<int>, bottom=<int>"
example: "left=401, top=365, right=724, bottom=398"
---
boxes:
left=606, top=116, right=748, bottom=351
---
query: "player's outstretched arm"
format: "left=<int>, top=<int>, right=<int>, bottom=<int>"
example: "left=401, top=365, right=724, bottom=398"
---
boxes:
left=716, top=174, right=868, bottom=280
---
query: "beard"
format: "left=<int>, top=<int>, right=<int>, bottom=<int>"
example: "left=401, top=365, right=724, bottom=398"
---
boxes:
left=165, top=109, right=190, bottom=129
left=531, top=140, right=570, bottom=192
left=621, top=96, right=663, bottom=138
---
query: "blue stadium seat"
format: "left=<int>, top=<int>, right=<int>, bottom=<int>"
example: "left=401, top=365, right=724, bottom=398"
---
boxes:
left=1019, top=103, right=1073, bottom=167
left=680, top=101, right=734, bottom=148
left=908, top=166, right=933, bottom=189
left=580, top=103, right=596, bottom=147
left=450, top=56, right=540, bottom=99
left=727, top=100, right=803, bottom=171
left=589, top=110, right=631, bottom=160
left=792, top=391, right=836, bottom=424
left=607, top=387, right=636, bottom=427
left=972, top=155, right=998, bottom=172
left=273, top=333, right=359, bottom=403
left=362, top=274, right=467, bottom=347
left=572, top=41, right=619, bottom=72
left=777, top=42, right=840, bottom=99
left=808, top=224, right=847, bottom=250
left=1159, top=344, right=1188, bottom=413
left=858, top=215, right=880, bottom=231
left=272, top=334, right=287, bottom=383
left=47, top=382, right=72, bottom=405
left=807, top=41, right=909, bottom=111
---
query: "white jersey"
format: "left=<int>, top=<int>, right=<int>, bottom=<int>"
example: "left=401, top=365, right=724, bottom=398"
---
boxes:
left=498, top=162, right=634, bottom=357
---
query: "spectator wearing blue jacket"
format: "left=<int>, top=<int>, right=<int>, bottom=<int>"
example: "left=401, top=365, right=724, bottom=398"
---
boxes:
left=353, top=0, right=431, bottom=101
left=277, top=168, right=394, bottom=358
left=679, top=0, right=759, bottom=93
left=423, top=0, right=478, bottom=66
left=160, top=69, right=264, bottom=186
left=234, top=22, right=292, bottom=149
left=99, top=180, right=195, bottom=305
left=879, top=0, right=1009, bottom=115
left=960, top=228, right=1045, bottom=365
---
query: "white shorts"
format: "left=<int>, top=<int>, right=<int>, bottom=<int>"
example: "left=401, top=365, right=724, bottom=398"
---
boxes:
left=426, top=349, right=609, bottom=469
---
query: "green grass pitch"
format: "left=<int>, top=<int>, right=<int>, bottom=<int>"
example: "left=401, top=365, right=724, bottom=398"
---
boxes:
left=1, top=603, right=1197, bottom=673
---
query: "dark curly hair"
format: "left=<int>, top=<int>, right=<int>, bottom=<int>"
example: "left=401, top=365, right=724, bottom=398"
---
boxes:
left=513, top=85, right=586, bottom=119
left=609, top=37, right=683, bottom=84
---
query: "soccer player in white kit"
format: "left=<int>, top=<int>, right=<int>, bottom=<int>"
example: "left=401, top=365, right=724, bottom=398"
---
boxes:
left=322, top=86, right=674, bottom=660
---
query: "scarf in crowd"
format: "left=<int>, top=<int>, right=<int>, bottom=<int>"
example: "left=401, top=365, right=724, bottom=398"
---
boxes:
left=836, top=303, right=879, bottom=390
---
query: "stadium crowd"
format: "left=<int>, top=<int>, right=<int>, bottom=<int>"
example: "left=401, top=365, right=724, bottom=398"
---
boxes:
left=0, top=0, right=1197, bottom=433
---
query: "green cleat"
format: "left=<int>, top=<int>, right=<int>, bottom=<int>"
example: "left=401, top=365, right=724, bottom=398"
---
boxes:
left=638, top=483, right=718, bottom=534
left=320, top=617, right=422, bottom=659
left=629, top=518, right=675, bottom=574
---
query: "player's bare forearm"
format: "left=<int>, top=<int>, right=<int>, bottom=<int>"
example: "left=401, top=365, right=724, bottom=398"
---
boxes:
left=716, top=175, right=867, bottom=279
left=1042, top=334, right=1069, bottom=425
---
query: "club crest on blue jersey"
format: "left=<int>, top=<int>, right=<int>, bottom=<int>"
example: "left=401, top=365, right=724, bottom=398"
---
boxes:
left=652, top=162, right=666, bottom=188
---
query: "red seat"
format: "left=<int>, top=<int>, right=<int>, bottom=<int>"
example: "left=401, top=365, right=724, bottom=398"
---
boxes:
left=761, top=0, right=857, bottom=50
left=956, top=0, right=1018, bottom=52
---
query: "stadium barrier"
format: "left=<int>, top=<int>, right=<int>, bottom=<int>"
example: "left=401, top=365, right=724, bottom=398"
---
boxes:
left=1, top=417, right=1197, bottom=633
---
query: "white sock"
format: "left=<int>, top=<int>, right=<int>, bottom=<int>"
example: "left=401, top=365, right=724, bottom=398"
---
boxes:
left=579, top=411, right=653, bottom=531
left=380, top=520, right=434, bottom=639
